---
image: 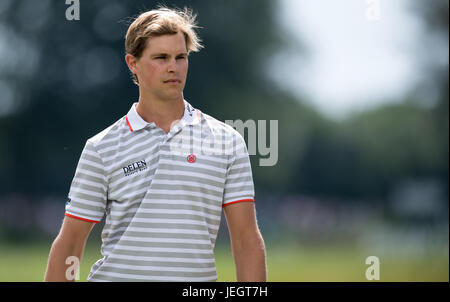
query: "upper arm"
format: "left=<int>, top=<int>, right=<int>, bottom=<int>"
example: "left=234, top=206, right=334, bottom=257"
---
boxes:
left=222, top=131, right=259, bottom=244
left=65, top=140, right=107, bottom=223
left=222, top=131, right=255, bottom=208
left=57, top=215, right=95, bottom=247
left=224, top=202, right=261, bottom=247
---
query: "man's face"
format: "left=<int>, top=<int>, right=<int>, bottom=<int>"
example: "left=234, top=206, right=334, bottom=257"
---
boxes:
left=129, top=31, right=189, bottom=101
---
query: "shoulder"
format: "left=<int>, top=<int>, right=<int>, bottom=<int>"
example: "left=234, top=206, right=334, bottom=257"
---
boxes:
left=200, top=112, right=244, bottom=142
left=198, top=112, right=249, bottom=159
left=85, top=116, right=127, bottom=149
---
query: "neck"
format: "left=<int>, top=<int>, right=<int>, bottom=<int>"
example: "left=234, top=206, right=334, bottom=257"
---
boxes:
left=135, top=90, right=185, bottom=134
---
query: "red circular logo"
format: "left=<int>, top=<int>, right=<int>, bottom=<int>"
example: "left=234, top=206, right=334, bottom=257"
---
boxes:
left=187, top=154, right=197, bottom=163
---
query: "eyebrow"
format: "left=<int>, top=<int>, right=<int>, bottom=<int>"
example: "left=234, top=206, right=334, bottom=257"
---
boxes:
left=151, top=53, right=188, bottom=58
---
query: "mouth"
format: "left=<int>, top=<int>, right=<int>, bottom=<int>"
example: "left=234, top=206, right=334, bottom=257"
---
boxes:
left=163, top=79, right=181, bottom=84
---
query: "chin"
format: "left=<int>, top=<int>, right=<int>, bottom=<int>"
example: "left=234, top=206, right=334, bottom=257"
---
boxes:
left=162, top=92, right=183, bottom=101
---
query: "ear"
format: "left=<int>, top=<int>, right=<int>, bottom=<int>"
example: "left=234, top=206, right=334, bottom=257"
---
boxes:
left=125, top=54, right=138, bottom=74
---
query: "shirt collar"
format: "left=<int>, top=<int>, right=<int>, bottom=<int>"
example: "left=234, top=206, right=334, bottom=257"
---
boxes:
left=125, top=99, right=201, bottom=132
left=182, top=99, right=202, bottom=126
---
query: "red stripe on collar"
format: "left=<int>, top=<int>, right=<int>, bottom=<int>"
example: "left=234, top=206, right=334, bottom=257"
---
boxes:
left=125, top=116, right=134, bottom=132
left=195, top=109, right=201, bottom=124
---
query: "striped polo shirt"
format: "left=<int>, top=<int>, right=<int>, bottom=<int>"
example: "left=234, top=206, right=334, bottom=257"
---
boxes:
left=65, top=100, right=255, bottom=281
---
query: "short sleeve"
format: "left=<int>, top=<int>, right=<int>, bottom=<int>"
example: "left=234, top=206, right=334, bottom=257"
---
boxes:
left=222, top=132, right=255, bottom=208
left=65, top=140, right=107, bottom=223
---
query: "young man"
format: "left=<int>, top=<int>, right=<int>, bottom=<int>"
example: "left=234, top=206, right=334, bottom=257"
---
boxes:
left=44, top=7, right=266, bottom=282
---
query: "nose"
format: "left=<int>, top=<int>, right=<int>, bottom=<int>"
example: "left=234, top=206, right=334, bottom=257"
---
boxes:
left=167, top=58, right=177, bottom=73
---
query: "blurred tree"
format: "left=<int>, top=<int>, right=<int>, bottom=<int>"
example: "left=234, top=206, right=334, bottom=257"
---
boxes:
left=410, top=0, right=449, bottom=200
left=0, top=0, right=316, bottom=196
left=0, top=0, right=447, bottom=209
left=289, top=0, right=449, bottom=203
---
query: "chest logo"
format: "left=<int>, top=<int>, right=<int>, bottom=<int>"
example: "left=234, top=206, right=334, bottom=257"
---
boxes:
left=123, top=159, right=147, bottom=176
left=187, top=154, right=197, bottom=163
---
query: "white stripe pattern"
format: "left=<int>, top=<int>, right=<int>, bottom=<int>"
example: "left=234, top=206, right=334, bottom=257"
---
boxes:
left=65, top=101, right=254, bottom=282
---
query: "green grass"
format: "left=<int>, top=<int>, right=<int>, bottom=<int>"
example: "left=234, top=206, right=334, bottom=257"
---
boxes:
left=0, top=242, right=447, bottom=282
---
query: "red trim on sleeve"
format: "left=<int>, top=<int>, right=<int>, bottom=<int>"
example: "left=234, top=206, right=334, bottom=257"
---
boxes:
left=125, top=116, right=133, bottom=132
left=65, top=213, right=100, bottom=224
left=222, top=199, right=255, bottom=208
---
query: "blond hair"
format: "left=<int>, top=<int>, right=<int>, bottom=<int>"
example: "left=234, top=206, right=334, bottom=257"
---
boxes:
left=125, top=7, right=203, bottom=85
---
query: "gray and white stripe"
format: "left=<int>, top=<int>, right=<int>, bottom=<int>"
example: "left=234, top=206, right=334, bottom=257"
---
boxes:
left=66, top=100, right=254, bottom=281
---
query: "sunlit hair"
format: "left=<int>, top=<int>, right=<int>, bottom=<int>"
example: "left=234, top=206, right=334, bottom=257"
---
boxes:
left=125, top=6, right=203, bottom=85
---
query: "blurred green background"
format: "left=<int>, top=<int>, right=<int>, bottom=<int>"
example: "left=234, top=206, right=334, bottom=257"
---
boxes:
left=0, top=0, right=448, bottom=281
